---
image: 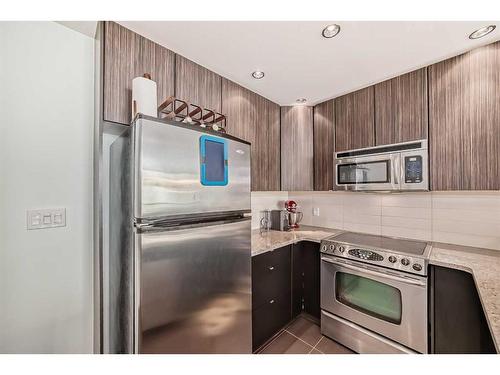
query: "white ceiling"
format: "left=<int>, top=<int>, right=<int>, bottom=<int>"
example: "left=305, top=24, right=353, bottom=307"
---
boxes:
left=119, top=21, right=499, bottom=106
left=57, top=21, right=97, bottom=38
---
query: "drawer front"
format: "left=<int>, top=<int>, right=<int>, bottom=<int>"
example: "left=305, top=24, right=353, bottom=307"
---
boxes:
left=252, top=246, right=291, bottom=309
left=252, top=292, right=291, bottom=351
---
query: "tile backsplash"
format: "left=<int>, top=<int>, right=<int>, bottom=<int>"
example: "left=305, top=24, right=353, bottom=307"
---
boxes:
left=251, top=191, right=289, bottom=230
left=253, top=191, right=500, bottom=251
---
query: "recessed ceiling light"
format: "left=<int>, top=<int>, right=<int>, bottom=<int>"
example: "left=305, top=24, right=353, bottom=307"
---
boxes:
left=296, top=98, right=307, bottom=103
left=252, top=71, right=265, bottom=79
left=322, top=24, right=341, bottom=38
left=469, top=25, right=496, bottom=39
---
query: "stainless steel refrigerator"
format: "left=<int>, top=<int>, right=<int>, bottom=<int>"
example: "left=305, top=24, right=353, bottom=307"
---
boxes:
left=108, top=115, right=252, bottom=354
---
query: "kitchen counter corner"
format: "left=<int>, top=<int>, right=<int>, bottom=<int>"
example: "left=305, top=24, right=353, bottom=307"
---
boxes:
left=430, top=243, right=500, bottom=352
left=251, top=225, right=342, bottom=257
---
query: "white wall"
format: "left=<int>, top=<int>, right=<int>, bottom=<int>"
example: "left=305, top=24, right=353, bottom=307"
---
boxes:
left=288, top=191, right=500, bottom=251
left=0, top=22, right=94, bottom=353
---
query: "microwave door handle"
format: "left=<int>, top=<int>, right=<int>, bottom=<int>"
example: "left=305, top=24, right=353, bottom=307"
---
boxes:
left=392, top=157, right=400, bottom=186
left=321, top=257, right=426, bottom=286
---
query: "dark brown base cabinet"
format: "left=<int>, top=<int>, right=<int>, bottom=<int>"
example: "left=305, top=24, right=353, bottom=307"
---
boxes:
left=251, top=242, right=321, bottom=351
left=292, top=241, right=321, bottom=320
left=430, top=265, right=496, bottom=353
left=252, top=245, right=291, bottom=351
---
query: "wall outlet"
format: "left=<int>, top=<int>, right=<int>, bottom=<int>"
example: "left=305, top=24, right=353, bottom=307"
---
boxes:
left=27, top=208, right=66, bottom=230
left=313, top=207, right=320, bottom=216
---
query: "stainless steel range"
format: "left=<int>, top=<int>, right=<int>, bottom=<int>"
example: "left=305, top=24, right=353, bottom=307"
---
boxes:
left=320, top=232, right=432, bottom=354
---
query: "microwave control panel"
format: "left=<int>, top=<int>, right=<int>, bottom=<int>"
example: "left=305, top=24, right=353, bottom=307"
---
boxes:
left=404, top=155, right=423, bottom=183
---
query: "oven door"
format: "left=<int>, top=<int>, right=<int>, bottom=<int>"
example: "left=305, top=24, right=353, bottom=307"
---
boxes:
left=320, top=255, right=428, bottom=353
left=335, top=153, right=400, bottom=191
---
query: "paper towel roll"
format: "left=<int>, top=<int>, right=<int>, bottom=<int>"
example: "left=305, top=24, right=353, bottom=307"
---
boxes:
left=131, top=75, right=157, bottom=121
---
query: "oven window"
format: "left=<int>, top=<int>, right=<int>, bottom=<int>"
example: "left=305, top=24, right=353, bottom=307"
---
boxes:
left=337, top=160, right=390, bottom=184
left=335, top=272, right=402, bottom=324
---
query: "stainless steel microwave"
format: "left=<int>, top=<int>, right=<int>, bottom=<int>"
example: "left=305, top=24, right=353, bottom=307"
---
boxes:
left=334, top=140, right=428, bottom=192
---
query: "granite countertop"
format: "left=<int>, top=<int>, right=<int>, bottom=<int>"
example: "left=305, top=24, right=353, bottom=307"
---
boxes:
left=429, top=243, right=500, bottom=352
left=251, top=225, right=500, bottom=352
left=251, top=225, right=342, bottom=256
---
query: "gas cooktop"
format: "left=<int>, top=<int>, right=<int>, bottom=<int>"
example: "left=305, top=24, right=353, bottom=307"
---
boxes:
left=320, top=231, right=432, bottom=276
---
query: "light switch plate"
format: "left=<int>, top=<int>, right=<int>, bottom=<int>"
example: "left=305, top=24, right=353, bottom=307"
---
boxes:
left=313, top=207, right=320, bottom=216
left=27, top=208, right=66, bottom=230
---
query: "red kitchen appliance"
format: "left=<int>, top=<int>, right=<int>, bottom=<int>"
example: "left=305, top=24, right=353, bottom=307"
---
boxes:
left=285, top=200, right=297, bottom=212
left=285, top=200, right=303, bottom=229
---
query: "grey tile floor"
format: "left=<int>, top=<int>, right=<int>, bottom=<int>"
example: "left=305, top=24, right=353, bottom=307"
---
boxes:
left=257, top=315, right=355, bottom=354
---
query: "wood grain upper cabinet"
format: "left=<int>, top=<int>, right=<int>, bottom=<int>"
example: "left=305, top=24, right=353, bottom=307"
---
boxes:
left=267, top=102, right=281, bottom=191
left=222, top=78, right=280, bottom=191
left=429, top=42, right=500, bottom=190
left=103, top=22, right=175, bottom=125
left=281, top=106, right=314, bottom=191
left=334, top=86, right=375, bottom=152
left=313, top=100, right=335, bottom=191
left=222, top=78, right=255, bottom=142
left=253, top=94, right=270, bottom=191
left=175, top=55, right=222, bottom=112
left=374, top=68, right=428, bottom=145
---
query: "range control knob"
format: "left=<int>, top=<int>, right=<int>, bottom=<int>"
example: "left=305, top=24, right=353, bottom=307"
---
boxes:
left=401, top=258, right=410, bottom=266
left=338, top=246, right=345, bottom=253
left=388, top=256, right=397, bottom=263
left=412, top=263, right=423, bottom=271
left=321, top=244, right=327, bottom=252
left=329, top=244, right=336, bottom=252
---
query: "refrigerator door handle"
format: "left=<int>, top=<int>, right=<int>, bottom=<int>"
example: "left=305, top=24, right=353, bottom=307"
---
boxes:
left=136, top=213, right=251, bottom=232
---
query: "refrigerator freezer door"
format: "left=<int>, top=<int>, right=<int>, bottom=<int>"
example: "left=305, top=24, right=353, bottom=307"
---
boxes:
left=133, top=118, right=251, bottom=220
left=136, top=217, right=252, bottom=353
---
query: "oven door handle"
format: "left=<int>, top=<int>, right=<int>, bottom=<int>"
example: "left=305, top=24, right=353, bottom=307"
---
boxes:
left=321, top=257, right=426, bottom=287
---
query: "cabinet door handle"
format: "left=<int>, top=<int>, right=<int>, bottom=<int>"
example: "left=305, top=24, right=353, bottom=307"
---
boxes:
left=268, top=266, right=275, bottom=271
left=269, top=299, right=275, bottom=304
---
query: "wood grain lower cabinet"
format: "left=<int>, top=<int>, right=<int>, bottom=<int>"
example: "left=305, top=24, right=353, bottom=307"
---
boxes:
left=430, top=265, right=496, bottom=353
left=281, top=106, right=314, bottom=191
left=174, top=55, right=222, bottom=112
left=222, top=78, right=280, bottom=191
left=429, top=42, right=500, bottom=190
left=313, top=100, right=335, bottom=191
left=334, top=86, right=375, bottom=152
left=374, top=68, right=428, bottom=145
left=252, top=246, right=292, bottom=351
left=103, top=21, right=175, bottom=125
